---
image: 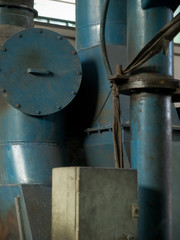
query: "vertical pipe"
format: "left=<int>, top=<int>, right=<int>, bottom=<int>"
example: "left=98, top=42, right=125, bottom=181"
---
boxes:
left=127, top=1, right=173, bottom=75
left=127, top=0, right=173, bottom=239
left=75, top=0, right=128, bottom=167
left=131, top=93, right=172, bottom=239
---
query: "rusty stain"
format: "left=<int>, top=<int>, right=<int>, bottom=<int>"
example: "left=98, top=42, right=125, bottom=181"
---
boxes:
left=0, top=208, right=19, bottom=240
left=0, top=88, right=6, bottom=93
left=15, top=104, right=20, bottom=108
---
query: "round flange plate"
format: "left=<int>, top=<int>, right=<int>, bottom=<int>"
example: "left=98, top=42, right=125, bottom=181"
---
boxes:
left=0, top=28, right=82, bottom=116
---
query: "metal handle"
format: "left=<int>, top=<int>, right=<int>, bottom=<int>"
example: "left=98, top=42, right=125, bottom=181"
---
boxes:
left=27, top=68, right=52, bottom=76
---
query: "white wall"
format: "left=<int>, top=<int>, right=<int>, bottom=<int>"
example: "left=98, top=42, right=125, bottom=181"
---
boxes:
left=174, top=44, right=180, bottom=80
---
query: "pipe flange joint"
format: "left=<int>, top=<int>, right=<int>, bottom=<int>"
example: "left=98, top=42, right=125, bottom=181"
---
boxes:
left=109, top=73, right=180, bottom=95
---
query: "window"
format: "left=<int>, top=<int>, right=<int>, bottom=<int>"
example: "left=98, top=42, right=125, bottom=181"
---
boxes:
left=174, top=5, right=180, bottom=44
left=34, top=0, right=75, bottom=26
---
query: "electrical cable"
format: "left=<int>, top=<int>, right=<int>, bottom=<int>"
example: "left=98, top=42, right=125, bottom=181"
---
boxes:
left=100, top=0, right=123, bottom=168
left=94, top=89, right=112, bottom=122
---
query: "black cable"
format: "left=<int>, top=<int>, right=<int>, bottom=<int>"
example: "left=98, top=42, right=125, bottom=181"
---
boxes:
left=100, top=0, right=123, bottom=168
left=100, top=0, right=112, bottom=76
left=94, top=89, right=112, bottom=122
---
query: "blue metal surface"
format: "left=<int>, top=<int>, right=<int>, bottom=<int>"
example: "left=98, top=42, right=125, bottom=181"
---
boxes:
left=74, top=0, right=129, bottom=167
left=127, top=1, right=174, bottom=239
left=76, top=0, right=128, bottom=128
left=141, top=0, right=180, bottom=12
left=76, top=0, right=127, bottom=49
left=131, top=93, right=172, bottom=239
left=0, top=95, right=69, bottom=185
left=127, top=1, right=173, bottom=75
left=0, top=0, right=68, bottom=197
left=0, top=142, right=67, bottom=184
left=0, top=1, right=73, bottom=239
left=0, top=28, right=82, bottom=116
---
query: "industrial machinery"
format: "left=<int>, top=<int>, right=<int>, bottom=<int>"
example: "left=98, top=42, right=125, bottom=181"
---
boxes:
left=0, top=0, right=179, bottom=239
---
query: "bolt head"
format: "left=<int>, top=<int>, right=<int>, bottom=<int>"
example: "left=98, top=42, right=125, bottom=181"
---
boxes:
left=15, top=104, right=20, bottom=108
left=56, top=105, right=61, bottom=110
left=72, top=51, right=76, bottom=55
left=77, top=72, right=82, bottom=75
left=38, top=29, right=42, bottom=33
left=1, top=47, right=6, bottom=52
left=1, top=88, right=6, bottom=93
left=72, top=91, right=76, bottom=95
left=18, top=34, right=22, bottom=38
left=57, top=36, right=62, bottom=40
left=36, top=110, right=41, bottom=114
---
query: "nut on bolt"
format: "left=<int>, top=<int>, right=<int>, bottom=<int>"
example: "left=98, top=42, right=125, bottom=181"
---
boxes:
left=56, top=105, right=61, bottom=110
left=1, top=88, right=6, bottom=93
left=1, top=47, right=6, bottom=51
left=38, top=29, right=42, bottom=33
left=15, top=104, right=20, bottom=108
left=72, top=91, right=76, bottom=95
left=77, top=72, right=82, bottom=75
left=57, top=35, right=62, bottom=40
left=72, top=51, right=76, bottom=55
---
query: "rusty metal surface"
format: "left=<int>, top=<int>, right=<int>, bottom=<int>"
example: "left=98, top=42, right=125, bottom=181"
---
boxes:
left=0, top=184, right=52, bottom=240
left=0, top=207, right=19, bottom=240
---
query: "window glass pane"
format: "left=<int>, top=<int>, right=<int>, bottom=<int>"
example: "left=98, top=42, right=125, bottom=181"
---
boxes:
left=174, top=6, right=180, bottom=44
left=34, top=0, right=75, bottom=22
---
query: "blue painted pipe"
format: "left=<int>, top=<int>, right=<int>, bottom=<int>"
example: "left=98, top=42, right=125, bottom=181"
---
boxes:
left=131, top=93, right=172, bottom=239
left=127, top=1, right=173, bottom=76
left=76, top=0, right=127, bottom=50
left=76, top=0, right=127, bottom=126
left=76, top=0, right=129, bottom=167
left=127, top=0, right=173, bottom=239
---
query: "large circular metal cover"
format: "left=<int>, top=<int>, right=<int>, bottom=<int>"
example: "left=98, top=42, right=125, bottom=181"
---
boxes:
left=0, top=28, right=82, bottom=116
